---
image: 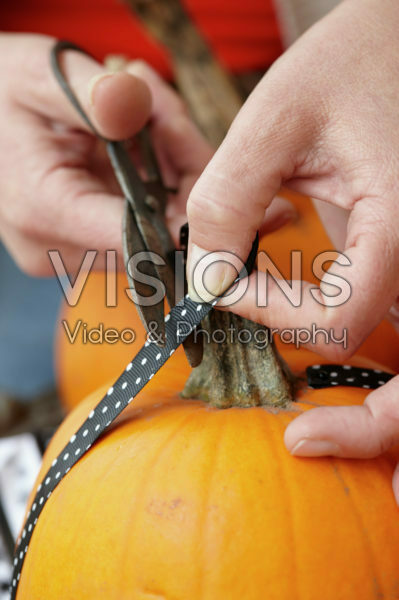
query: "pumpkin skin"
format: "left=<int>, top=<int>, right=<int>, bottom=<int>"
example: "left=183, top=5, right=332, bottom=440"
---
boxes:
left=56, top=190, right=399, bottom=411
left=19, top=347, right=399, bottom=599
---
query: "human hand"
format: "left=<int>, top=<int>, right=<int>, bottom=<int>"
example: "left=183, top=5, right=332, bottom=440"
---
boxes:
left=185, top=0, right=399, bottom=490
left=186, top=0, right=399, bottom=356
left=284, top=374, right=399, bottom=505
left=0, top=33, right=214, bottom=274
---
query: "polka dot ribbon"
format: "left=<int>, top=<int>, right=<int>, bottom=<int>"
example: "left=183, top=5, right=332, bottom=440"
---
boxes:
left=307, top=364, right=394, bottom=389
left=9, top=293, right=216, bottom=597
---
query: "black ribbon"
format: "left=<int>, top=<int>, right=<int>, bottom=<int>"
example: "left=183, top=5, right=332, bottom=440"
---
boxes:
left=9, top=293, right=215, bottom=596
left=9, top=219, right=260, bottom=597
left=307, top=364, right=394, bottom=389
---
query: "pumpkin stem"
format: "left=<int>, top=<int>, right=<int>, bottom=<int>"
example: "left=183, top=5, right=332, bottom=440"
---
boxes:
left=182, top=311, right=295, bottom=408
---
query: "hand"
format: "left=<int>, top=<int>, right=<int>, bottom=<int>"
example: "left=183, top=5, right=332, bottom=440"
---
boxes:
left=186, top=0, right=399, bottom=357
left=284, top=375, right=399, bottom=505
left=0, top=33, right=213, bottom=274
left=0, top=33, right=296, bottom=275
left=185, top=0, right=399, bottom=496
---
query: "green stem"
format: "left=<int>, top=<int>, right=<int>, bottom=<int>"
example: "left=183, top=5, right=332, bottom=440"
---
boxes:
left=182, top=311, right=295, bottom=409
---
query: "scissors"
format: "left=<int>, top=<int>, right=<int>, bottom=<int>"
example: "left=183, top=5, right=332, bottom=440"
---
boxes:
left=51, top=40, right=202, bottom=367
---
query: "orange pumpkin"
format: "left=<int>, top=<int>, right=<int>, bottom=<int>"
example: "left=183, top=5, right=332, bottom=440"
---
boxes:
left=19, top=345, right=399, bottom=599
left=56, top=190, right=399, bottom=410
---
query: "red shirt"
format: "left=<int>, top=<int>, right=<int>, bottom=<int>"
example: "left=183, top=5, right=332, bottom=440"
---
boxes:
left=1, top=0, right=283, bottom=77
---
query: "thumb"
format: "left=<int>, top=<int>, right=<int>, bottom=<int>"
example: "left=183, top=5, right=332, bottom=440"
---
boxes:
left=88, top=70, right=151, bottom=140
left=12, top=34, right=151, bottom=140
left=185, top=72, right=314, bottom=303
left=284, top=375, right=399, bottom=459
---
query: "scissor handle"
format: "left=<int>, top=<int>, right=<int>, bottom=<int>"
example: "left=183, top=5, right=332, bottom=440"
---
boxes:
left=50, top=40, right=106, bottom=138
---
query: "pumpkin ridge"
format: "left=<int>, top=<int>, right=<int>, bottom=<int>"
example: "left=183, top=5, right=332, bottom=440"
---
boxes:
left=331, top=458, right=385, bottom=598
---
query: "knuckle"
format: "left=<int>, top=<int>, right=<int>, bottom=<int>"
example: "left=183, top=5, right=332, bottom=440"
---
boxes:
left=3, top=200, right=23, bottom=231
left=6, top=202, right=41, bottom=239
left=365, top=383, right=399, bottom=455
left=13, top=247, right=51, bottom=277
left=168, top=114, right=195, bottom=139
left=188, top=170, right=251, bottom=229
left=314, top=342, right=353, bottom=363
left=127, top=60, right=188, bottom=115
left=328, top=344, right=353, bottom=362
left=162, top=91, right=187, bottom=116
left=188, top=173, right=259, bottom=252
left=173, top=95, right=188, bottom=116
left=187, top=187, right=226, bottom=228
left=11, top=34, right=55, bottom=102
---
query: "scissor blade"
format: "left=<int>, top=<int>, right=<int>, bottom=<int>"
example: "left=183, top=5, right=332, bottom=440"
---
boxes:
left=111, top=139, right=203, bottom=366
left=107, top=139, right=177, bottom=299
left=123, top=202, right=167, bottom=344
left=123, top=202, right=203, bottom=365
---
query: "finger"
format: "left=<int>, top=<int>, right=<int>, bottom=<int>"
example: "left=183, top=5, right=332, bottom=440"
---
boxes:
left=0, top=105, right=125, bottom=274
left=0, top=218, right=109, bottom=278
left=9, top=34, right=151, bottom=140
left=0, top=223, right=123, bottom=277
left=0, top=154, right=125, bottom=275
left=153, top=114, right=212, bottom=181
left=386, top=297, right=399, bottom=334
left=216, top=197, right=399, bottom=359
left=311, top=199, right=349, bottom=251
left=184, top=193, right=297, bottom=250
left=126, top=60, right=215, bottom=245
left=126, top=60, right=213, bottom=172
left=393, top=463, right=399, bottom=506
left=150, top=112, right=212, bottom=209
left=89, top=71, right=151, bottom=140
left=158, top=116, right=212, bottom=244
left=2, top=183, right=123, bottom=271
left=126, top=60, right=188, bottom=125
left=34, top=166, right=124, bottom=250
left=259, top=195, right=297, bottom=237
left=284, top=375, right=399, bottom=459
left=184, top=70, right=319, bottom=302
left=0, top=222, right=57, bottom=276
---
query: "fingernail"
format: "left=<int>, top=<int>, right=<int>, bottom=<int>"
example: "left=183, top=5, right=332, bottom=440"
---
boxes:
left=187, top=243, right=236, bottom=303
left=88, top=73, right=113, bottom=106
left=187, top=281, right=206, bottom=304
left=291, top=439, right=341, bottom=457
left=126, top=59, right=149, bottom=76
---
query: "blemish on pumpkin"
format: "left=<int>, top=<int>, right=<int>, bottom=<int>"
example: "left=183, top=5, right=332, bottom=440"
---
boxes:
left=391, top=578, right=399, bottom=597
left=372, top=577, right=384, bottom=599
left=169, top=497, right=182, bottom=509
left=146, top=497, right=184, bottom=520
